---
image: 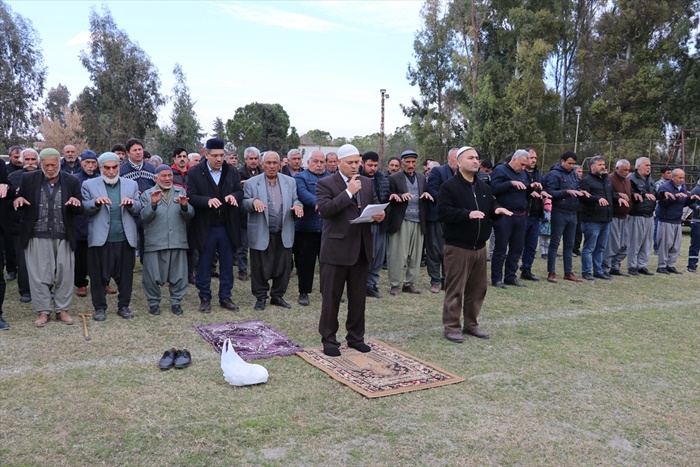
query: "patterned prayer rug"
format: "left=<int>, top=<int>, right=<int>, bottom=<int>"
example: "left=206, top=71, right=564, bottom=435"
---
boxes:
left=194, top=320, right=302, bottom=361
left=297, top=339, right=465, bottom=398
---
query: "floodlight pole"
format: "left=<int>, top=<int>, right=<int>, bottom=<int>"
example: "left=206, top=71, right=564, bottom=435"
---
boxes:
left=380, top=89, right=389, bottom=165
left=574, top=106, right=582, bottom=153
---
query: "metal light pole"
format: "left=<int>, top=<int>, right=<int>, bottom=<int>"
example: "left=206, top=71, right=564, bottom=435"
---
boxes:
left=574, top=106, right=582, bottom=153
left=380, top=89, right=389, bottom=164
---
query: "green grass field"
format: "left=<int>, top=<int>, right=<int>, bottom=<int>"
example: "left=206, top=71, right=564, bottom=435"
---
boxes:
left=2, top=234, right=699, bottom=466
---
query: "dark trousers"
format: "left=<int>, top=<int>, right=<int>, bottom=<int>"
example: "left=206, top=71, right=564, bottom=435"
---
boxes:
left=235, top=227, right=249, bottom=273
left=520, top=215, right=541, bottom=271
left=74, top=239, right=89, bottom=288
left=250, top=232, right=291, bottom=300
left=12, top=234, right=29, bottom=296
left=0, top=233, right=5, bottom=313
left=574, top=211, right=583, bottom=253
left=88, top=241, right=135, bottom=311
left=688, top=222, right=700, bottom=269
left=196, top=225, right=234, bottom=301
left=425, top=221, right=445, bottom=286
left=318, top=251, right=369, bottom=348
left=3, top=231, right=16, bottom=274
left=293, top=231, right=321, bottom=294
left=548, top=210, right=578, bottom=274
left=492, top=213, right=527, bottom=283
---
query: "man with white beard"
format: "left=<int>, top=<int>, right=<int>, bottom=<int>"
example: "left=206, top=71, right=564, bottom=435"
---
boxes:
left=82, top=152, right=142, bottom=321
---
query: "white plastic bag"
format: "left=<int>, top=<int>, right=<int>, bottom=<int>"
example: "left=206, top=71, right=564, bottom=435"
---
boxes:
left=220, top=338, right=269, bottom=386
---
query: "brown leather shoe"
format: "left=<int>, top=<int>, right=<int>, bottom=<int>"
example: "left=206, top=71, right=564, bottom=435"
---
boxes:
left=389, top=286, right=400, bottom=296
left=547, top=272, right=558, bottom=283
left=463, top=327, right=490, bottom=339
left=564, top=273, right=584, bottom=283
left=56, top=310, right=74, bottom=325
left=34, top=313, right=50, bottom=327
left=105, top=285, right=117, bottom=294
left=444, top=331, right=464, bottom=343
left=430, top=284, right=440, bottom=294
left=76, top=287, right=87, bottom=297
left=402, top=284, right=422, bottom=294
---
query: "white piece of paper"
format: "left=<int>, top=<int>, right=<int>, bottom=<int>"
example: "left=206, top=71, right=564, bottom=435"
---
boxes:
left=350, top=202, right=389, bottom=224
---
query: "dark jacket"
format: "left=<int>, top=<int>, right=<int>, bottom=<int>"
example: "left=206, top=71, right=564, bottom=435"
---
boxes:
left=0, top=162, right=11, bottom=234
left=543, top=162, right=581, bottom=213
left=316, top=172, right=376, bottom=266
left=171, top=164, right=188, bottom=189
left=490, top=163, right=532, bottom=214
left=690, top=183, right=700, bottom=222
left=524, top=167, right=544, bottom=218
left=119, top=160, right=156, bottom=194
left=426, top=164, right=457, bottom=222
left=186, top=160, right=243, bottom=251
left=74, top=170, right=100, bottom=240
left=60, top=159, right=83, bottom=176
left=281, top=166, right=303, bottom=177
left=386, top=171, right=428, bottom=235
left=438, top=172, right=501, bottom=250
left=579, top=172, right=618, bottom=223
left=656, top=180, right=694, bottom=224
left=627, top=170, right=657, bottom=217
left=609, top=171, right=632, bottom=219
left=294, top=169, right=330, bottom=232
left=238, top=166, right=261, bottom=228
left=16, top=170, right=82, bottom=250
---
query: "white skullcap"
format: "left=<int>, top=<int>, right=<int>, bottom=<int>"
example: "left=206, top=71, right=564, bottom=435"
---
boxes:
left=456, top=146, right=475, bottom=159
left=337, top=144, right=360, bottom=159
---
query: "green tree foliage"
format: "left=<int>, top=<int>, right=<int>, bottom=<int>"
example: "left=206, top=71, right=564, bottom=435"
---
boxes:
left=156, top=63, right=204, bottom=157
left=407, top=0, right=700, bottom=162
left=402, top=0, right=458, bottom=147
left=225, top=102, right=294, bottom=153
left=0, top=0, right=46, bottom=151
left=212, top=117, right=226, bottom=141
left=588, top=0, right=698, bottom=145
left=302, top=129, right=332, bottom=145
left=76, top=6, right=164, bottom=152
left=286, top=126, right=300, bottom=151
left=44, top=84, right=70, bottom=124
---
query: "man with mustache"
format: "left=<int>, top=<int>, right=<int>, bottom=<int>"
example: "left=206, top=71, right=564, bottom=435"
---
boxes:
left=140, top=165, right=194, bottom=315
left=13, top=148, right=82, bottom=327
left=82, top=152, right=142, bottom=321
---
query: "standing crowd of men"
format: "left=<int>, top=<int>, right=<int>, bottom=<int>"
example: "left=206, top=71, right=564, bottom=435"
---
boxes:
left=1, top=141, right=698, bottom=354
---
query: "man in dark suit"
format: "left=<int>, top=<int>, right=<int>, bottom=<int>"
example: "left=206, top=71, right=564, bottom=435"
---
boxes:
left=386, top=150, right=433, bottom=296
left=186, top=138, right=243, bottom=313
left=0, top=159, right=9, bottom=329
left=13, top=148, right=82, bottom=327
left=316, top=144, right=385, bottom=357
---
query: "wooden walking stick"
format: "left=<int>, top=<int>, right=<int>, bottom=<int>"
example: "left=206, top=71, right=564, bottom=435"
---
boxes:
left=78, top=313, right=93, bottom=341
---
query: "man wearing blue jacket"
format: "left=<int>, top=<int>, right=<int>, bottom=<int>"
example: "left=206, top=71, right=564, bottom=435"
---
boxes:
left=490, top=149, right=544, bottom=288
left=543, top=151, right=589, bottom=283
left=293, top=151, right=329, bottom=306
left=686, top=180, right=700, bottom=273
left=656, top=169, right=699, bottom=274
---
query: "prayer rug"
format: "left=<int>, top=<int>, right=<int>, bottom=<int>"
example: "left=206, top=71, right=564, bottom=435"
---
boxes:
left=297, top=339, right=465, bottom=398
left=194, top=320, right=302, bottom=361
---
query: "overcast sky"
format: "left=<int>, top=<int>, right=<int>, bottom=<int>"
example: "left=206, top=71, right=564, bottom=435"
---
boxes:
left=9, top=0, right=424, bottom=141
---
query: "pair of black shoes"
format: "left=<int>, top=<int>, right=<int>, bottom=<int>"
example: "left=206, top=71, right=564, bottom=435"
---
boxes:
left=159, top=348, right=192, bottom=370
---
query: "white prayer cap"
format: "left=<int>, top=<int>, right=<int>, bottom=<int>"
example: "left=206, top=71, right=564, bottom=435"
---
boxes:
left=337, top=144, right=360, bottom=159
